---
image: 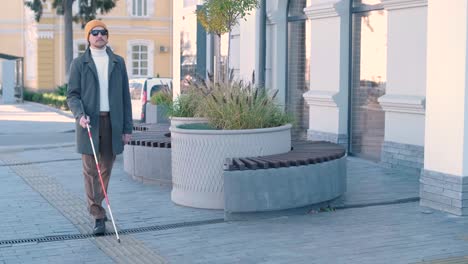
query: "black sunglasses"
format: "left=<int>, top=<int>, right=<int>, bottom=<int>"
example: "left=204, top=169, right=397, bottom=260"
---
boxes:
left=89, top=29, right=108, bottom=36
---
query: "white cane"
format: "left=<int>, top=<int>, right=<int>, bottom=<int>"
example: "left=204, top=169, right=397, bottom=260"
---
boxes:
left=85, top=122, right=121, bottom=243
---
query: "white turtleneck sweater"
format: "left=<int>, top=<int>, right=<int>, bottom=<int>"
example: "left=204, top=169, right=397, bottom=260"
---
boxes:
left=90, top=47, right=110, bottom=112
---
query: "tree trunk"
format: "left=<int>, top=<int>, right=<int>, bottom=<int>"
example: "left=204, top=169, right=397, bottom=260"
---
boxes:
left=64, top=0, right=74, bottom=79
left=227, top=31, right=231, bottom=84
left=213, top=34, right=221, bottom=84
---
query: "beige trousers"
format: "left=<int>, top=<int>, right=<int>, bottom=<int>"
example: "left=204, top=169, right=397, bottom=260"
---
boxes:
left=82, top=113, right=116, bottom=220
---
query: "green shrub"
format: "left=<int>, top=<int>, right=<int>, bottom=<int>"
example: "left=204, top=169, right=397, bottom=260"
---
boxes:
left=56, top=84, right=67, bottom=96
left=23, top=90, right=34, bottom=101
left=32, top=93, right=43, bottom=102
left=23, top=88, right=69, bottom=110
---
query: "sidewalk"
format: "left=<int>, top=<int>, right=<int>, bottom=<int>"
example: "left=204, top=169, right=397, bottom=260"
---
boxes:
left=0, top=102, right=467, bottom=264
left=0, top=101, right=75, bottom=151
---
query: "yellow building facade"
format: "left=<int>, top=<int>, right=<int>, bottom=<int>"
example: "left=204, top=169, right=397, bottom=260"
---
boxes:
left=0, top=0, right=172, bottom=91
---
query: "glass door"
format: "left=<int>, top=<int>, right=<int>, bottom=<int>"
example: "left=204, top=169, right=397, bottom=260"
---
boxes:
left=350, top=1, right=387, bottom=161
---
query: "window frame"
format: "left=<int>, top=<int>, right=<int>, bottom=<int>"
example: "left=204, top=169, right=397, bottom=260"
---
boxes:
left=127, top=0, right=154, bottom=17
left=127, top=40, right=154, bottom=78
left=73, top=39, right=87, bottom=58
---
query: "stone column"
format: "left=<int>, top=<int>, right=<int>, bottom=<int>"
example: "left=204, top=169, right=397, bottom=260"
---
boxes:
left=37, top=31, right=55, bottom=90
left=2, top=60, right=16, bottom=104
left=378, top=0, right=427, bottom=175
left=303, top=0, right=350, bottom=146
left=230, top=11, right=257, bottom=82
left=420, top=0, right=468, bottom=215
left=171, top=0, right=182, bottom=97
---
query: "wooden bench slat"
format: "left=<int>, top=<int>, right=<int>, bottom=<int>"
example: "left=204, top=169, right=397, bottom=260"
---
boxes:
left=257, top=156, right=289, bottom=167
left=254, top=157, right=282, bottom=168
left=131, top=135, right=346, bottom=170
left=224, top=140, right=346, bottom=171
left=239, top=158, right=258, bottom=170
left=246, top=158, right=270, bottom=169
left=233, top=158, right=247, bottom=170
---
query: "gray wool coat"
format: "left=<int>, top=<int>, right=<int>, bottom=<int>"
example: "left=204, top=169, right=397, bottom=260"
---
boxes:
left=67, top=47, right=133, bottom=155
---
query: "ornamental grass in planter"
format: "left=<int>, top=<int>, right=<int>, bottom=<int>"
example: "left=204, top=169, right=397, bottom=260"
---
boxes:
left=196, top=79, right=293, bottom=129
left=166, top=83, right=209, bottom=128
left=170, top=76, right=294, bottom=209
left=167, top=92, right=202, bottom=118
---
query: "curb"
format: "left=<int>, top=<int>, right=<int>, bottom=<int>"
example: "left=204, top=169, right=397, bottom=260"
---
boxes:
left=0, top=143, right=75, bottom=153
left=25, top=101, right=75, bottom=119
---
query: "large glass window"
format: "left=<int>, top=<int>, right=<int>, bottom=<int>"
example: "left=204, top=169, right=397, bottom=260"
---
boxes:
left=131, top=45, right=149, bottom=77
left=132, top=0, right=148, bottom=16
left=350, top=1, right=387, bottom=161
left=287, top=0, right=312, bottom=140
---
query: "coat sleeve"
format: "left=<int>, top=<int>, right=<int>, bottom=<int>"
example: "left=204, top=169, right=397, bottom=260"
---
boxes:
left=67, top=59, right=85, bottom=119
left=121, top=58, right=133, bottom=134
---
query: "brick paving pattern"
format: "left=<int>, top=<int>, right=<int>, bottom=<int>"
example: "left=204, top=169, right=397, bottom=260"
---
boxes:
left=0, top=102, right=467, bottom=263
left=0, top=153, right=166, bottom=264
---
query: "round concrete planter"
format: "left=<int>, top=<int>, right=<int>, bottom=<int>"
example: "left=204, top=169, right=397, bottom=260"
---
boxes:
left=170, top=117, right=209, bottom=129
left=170, top=124, right=292, bottom=209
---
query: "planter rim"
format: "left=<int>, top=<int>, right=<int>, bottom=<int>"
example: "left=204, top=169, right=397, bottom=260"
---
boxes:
left=169, top=116, right=208, bottom=121
left=170, top=123, right=292, bottom=135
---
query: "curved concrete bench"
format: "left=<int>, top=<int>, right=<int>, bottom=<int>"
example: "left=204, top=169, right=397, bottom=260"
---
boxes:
left=132, top=125, right=148, bottom=131
left=123, top=124, right=172, bottom=186
left=223, top=141, right=347, bottom=218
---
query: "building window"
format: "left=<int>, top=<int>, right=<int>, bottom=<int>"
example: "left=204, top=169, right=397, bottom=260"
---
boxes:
left=132, top=45, right=148, bottom=76
left=184, top=0, right=198, bottom=7
left=132, top=0, right=148, bottom=16
left=127, top=0, right=154, bottom=17
left=77, top=44, right=86, bottom=57
left=127, top=40, right=154, bottom=78
left=73, top=40, right=87, bottom=58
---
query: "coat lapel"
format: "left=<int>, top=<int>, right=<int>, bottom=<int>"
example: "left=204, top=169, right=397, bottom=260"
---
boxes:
left=106, top=48, right=118, bottom=98
left=83, top=49, right=99, bottom=82
left=106, top=47, right=118, bottom=80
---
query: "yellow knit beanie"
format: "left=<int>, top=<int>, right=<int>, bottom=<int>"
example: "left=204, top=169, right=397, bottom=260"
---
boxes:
left=84, top=19, right=108, bottom=40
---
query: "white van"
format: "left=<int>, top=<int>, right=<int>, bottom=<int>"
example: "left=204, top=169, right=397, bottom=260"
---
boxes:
left=129, top=77, right=172, bottom=122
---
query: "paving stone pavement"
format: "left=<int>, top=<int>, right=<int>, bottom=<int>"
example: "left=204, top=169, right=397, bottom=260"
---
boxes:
left=338, top=157, right=420, bottom=206
left=17, top=147, right=224, bottom=229
left=0, top=102, right=75, bottom=148
left=2, top=145, right=468, bottom=263
left=0, top=239, right=113, bottom=264
left=0, top=102, right=468, bottom=263
left=0, top=166, right=77, bottom=241
left=0, top=152, right=167, bottom=264
left=134, top=202, right=468, bottom=264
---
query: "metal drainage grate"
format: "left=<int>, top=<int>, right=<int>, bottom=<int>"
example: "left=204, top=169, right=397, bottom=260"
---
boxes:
left=0, top=218, right=224, bottom=246
left=117, top=218, right=224, bottom=235
left=0, top=234, right=93, bottom=246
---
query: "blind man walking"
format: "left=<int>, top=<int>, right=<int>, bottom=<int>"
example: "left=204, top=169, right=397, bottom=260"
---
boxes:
left=67, top=20, right=133, bottom=235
